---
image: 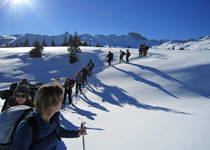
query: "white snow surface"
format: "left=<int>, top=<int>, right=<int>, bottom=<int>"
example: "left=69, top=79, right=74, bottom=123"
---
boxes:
left=152, top=36, right=210, bottom=51
left=0, top=45, right=210, bottom=150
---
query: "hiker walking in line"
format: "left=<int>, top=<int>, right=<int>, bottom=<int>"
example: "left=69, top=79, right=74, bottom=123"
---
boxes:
left=126, top=49, right=131, bottom=63
left=139, top=44, right=143, bottom=58
left=106, top=51, right=113, bottom=66
left=75, top=72, right=83, bottom=95
left=80, top=65, right=89, bottom=86
left=87, top=59, right=95, bottom=75
left=119, top=50, right=125, bottom=63
left=63, top=77, right=75, bottom=105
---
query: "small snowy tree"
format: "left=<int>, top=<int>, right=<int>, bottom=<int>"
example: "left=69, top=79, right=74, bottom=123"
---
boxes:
left=24, top=38, right=30, bottom=47
left=68, top=34, right=73, bottom=46
left=83, top=41, right=88, bottom=46
left=67, top=44, right=78, bottom=63
left=15, top=42, right=19, bottom=47
left=96, top=43, right=101, bottom=47
left=67, top=31, right=82, bottom=63
left=62, top=36, right=68, bottom=46
left=51, top=40, right=56, bottom=46
left=72, top=31, right=81, bottom=53
left=42, top=39, right=47, bottom=47
left=172, top=46, right=175, bottom=50
left=29, top=39, right=43, bottom=58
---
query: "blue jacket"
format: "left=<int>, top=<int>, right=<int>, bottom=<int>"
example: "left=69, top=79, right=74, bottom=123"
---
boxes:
left=12, top=111, right=79, bottom=150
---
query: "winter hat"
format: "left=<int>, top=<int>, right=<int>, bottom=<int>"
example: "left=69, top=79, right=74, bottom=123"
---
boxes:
left=21, top=78, right=28, bottom=84
left=14, top=84, right=30, bottom=97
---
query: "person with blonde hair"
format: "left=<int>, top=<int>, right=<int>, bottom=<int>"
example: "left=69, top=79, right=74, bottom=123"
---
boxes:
left=12, top=83, right=86, bottom=150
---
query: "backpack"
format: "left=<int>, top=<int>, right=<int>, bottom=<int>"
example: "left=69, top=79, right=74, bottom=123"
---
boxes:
left=110, top=53, right=113, bottom=60
left=0, top=90, right=13, bottom=100
left=127, top=51, right=131, bottom=56
left=9, top=82, right=18, bottom=91
left=69, top=78, right=75, bottom=85
left=0, top=105, right=61, bottom=150
left=0, top=105, right=33, bottom=149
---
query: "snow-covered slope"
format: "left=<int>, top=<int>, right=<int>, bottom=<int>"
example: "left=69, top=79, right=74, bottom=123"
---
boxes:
left=152, top=36, right=210, bottom=51
left=0, top=46, right=210, bottom=150
left=0, top=35, right=17, bottom=45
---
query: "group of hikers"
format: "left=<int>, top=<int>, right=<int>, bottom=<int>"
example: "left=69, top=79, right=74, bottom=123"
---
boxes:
left=138, top=44, right=149, bottom=58
left=0, top=79, right=87, bottom=149
left=106, top=44, right=149, bottom=66
left=0, top=59, right=95, bottom=111
left=106, top=49, right=131, bottom=66
left=55, top=59, right=95, bottom=105
left=0, top=60, right=96, bottom=149
left=0, top=44, right=150, bottom=149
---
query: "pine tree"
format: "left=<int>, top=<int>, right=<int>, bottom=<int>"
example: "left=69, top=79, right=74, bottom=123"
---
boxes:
left=172, top=46, right=175, bottom=50
left=83, top=41, right=88, bottom=46
left=15, top=42, right=19, bottom=47
left=62, top=36, right=68, bottom=46
left=68, top=34, right=73, bottom=46
left=67, top=44, right=78, bottom=63
left=96, top=43, right=101, bottom=47
left=42, top=39, right=47, bottom=47
left=51, top=40, right=56, bottom=46
left=29, top=39, right=43, bottom=58
left=72, top=31, right=81, bottom=53
left=66, top=31, right=82, bottom=63
left=24, top=38, right=30, bottom=47
left=5, top=42, right=10, bottom=47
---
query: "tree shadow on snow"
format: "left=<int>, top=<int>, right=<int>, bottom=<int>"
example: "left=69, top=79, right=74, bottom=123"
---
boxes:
left=113, top=66, right=179, bottom=99
left=66, top=104, right=97, bottom=120
left=129, top=63, right=210, bottom=98
left=80, top=93, right=110, bottom=112
left=85, top=73, right=190, bottom=115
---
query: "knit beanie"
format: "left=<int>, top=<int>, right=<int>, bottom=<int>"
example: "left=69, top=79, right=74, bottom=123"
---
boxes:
left=14, top=84, right=30, bottom=98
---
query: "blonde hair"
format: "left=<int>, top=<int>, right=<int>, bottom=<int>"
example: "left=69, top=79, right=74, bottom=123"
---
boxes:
left=34, top=83, right=64, bottom=115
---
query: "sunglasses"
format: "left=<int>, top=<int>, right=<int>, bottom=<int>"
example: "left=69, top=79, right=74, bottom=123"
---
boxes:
left=15, top=94, right=26, bottom=98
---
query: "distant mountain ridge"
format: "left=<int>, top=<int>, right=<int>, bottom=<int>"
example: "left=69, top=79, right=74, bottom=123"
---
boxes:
left=0, top=32, right=206, bottom=48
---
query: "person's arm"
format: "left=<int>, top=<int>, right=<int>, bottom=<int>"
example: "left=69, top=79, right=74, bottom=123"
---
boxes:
left=12, top=121, right=33, bottom=150
left=58, top=125, right=80, bottom=138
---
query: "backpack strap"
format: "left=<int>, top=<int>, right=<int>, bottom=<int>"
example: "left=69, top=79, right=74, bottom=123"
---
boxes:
left=24, top=113, right=61, bottom=149
left=24, top=115, right=39, bottom=150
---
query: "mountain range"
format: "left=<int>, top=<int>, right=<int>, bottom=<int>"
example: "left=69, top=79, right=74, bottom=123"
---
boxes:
left=0, top=32, right=188, bottom=48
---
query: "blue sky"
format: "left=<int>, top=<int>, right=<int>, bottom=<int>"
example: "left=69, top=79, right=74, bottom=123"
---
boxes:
left=0, top=0, right=210, bottom=40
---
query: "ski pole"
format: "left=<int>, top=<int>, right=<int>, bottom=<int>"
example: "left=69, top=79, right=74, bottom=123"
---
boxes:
left=81, top=122, right=86, bottom=150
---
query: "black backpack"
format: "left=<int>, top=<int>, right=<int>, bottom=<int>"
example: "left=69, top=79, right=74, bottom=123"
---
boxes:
left=9, top=82, right=18, bottom=91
